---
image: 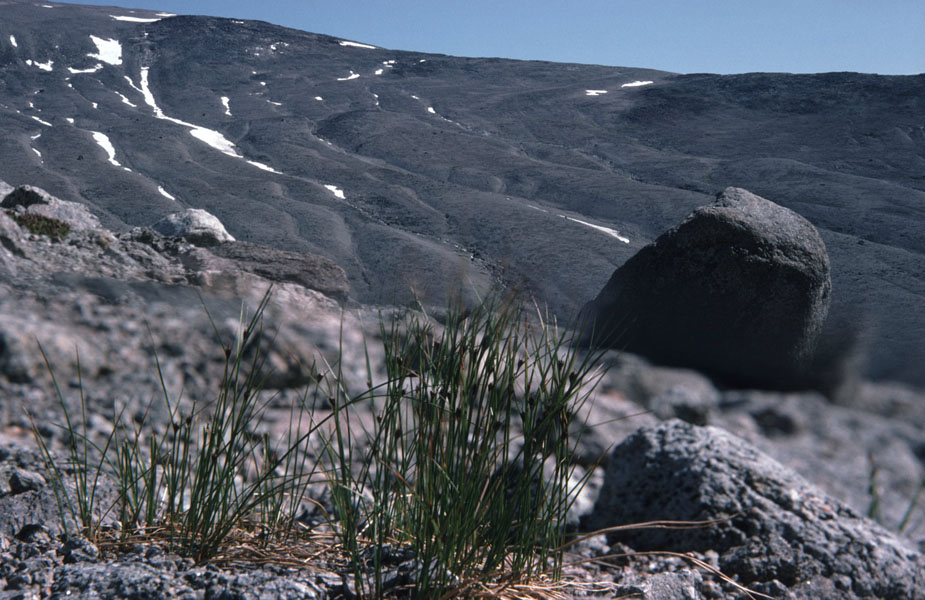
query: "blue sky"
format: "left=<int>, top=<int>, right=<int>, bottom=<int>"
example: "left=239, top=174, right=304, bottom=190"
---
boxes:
left=72, top=0, right=924, bottom=75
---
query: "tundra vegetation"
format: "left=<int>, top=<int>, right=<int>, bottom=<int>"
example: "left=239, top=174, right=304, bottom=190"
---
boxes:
left=32, top=290, right=612, bottom=599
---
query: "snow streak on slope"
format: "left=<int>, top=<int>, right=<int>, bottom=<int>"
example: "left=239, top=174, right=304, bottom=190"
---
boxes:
left=115, top=91, right=136, bottom=107
left=88, top=36, right=122, bottom=66
left=157, top=186, right=176, bottom=200
left=31, top=115, right=52, bottom=127
left=91, top=131, right=125, bottom=169
left=562, top=216, right=629, bottom=243
left=137, top=68, right=281, bottom=174
left=324, top=184, right=346, bottom=199
left=221, top=96, right=231, bottom=116
left=69, top=64, right=103, bottom=74
left=337, top=71, right=360, bottom=81
left=26, top=59, right=54, bottom=71
left=110, top=15, right=161, bottom=23
left=9, top=35, right=17, bottom=48
left=621, top=80, right=653, bottom=88
left=339, top=40, right=376, bottom=49
left=586, top=89, right=607, bottom=96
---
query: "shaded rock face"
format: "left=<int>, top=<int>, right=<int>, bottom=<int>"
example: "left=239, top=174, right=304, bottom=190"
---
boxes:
left=583, top=187, right=831, bottom=390
left=586, top=420, right=924, bottom=599
left=152, top=208, right=235, bottom=246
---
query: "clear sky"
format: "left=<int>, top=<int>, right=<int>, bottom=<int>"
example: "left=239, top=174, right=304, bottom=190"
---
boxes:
left=69, top=0, right=924, bottom=75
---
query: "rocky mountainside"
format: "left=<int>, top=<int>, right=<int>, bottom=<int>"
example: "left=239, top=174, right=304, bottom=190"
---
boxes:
left=0, top=0, right=922, bottom=386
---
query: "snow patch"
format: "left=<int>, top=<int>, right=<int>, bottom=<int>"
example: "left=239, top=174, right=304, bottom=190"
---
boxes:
left=69, top=64, right=103, bottom=74
left=91, top=102, right=98, bottom=109
left=585, top=89, right=607, bottom=96
left=32, top=147, right=42, bottom=159
left=88, top=36, right=122, bottom=66
left=124, top=75, right=144, bottom=94
left=336, top=71, right=360, bottom=81
left=268, top=100, right=282, bottom=106
left=26, top=59, right=54, bottom=71
left=339, top=40, right=377, bottom=49
left=157, top=186, right=176, bottom=200
left=66, top=117, right=74, bottom=124
left=221, top=96, right=231, bottom=116
left=427, top=107, right=436, bottom=114
left=91, top=131, right=122, bottom=167
left=324, top=184, right=345, bottom=200
left=232, top=20, right=245, bottom=24
left=31, top=133, right=41, bottom=140
left=9, top=35, right=17, bottom=48
left=527, top=205, right=548, bottom=213
left=374, top=69, right=384, bottom=75
left=139, top=67, right=282, bottom=174
left=115, top=91, right=136, bottom=107
left=621, top=80, right=653, bottom=88
left=562, top=216, right=629, bottom=243
left=30, top=115, right=52, bottom=127
left=110, top=15, right=161, bottom=22
left=314, top=96, right=323, bottom=101
left=155, top=13, right=175, bottom=17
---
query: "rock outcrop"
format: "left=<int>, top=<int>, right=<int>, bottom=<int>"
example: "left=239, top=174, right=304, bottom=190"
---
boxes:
left=1, top=186, right=102, bottom=232
left=583, top=187, right=831, bottom=389
left=152, top=208, right=235, bottom=246
left=586, top=420, right=925, bottom=599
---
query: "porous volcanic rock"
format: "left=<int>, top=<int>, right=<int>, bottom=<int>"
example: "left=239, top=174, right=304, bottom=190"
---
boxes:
left=586, top=420, right=925, bottom=599
left=152, top=208, right=235, bottom=246
left=583, top=187, right=831, bottom=389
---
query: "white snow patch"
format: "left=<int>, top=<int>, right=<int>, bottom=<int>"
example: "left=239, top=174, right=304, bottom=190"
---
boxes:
left=427, top=107, right=436, bottom=114
left=314, top=96, right=323, bottom=101
left=374, top=69, right=384, bottom=75
left=31, top=133, right=41, bottom=140
left=383, top=60, right=396, bottom=65
left=88, top=36, right=122, bottom=66
left=115, top=91, right=136, bottom=107
left=32, top=147, right=42, bottom=159
left=91, top=102, right=98, bottom=109
left=155, top=13, right=175, bottom=17
left=157, top=186, right=176, bottom=200
left=527, top=205, right=548, bottom=213
left=336, top=71, right=360, bottom=81
left=232, top=20, right=245, bottom=24
left=110, top=15, right=160, bottom=22
left=66, top=117, right=74, bottom=124
left=259, top=81, right=266, bottom=86
left=9, top=35, right=17, bottom=48
left=419, top=59, right=426, bottom=63
left=69, top=64, right=103, bottom=74
left=339, top=40, right=377, bottom=49
left=27, top=59, right=54, bottom=71
left=124, top=75, right=144, bottom=94
left=41, top=4, right=54, bottom=7
left=91, top=131, right=122, bottom=167
left=268, top=100, right=282, bottom=106
left=324, top=184, right=345, bottom=200
left=30, top=115, right=52, bottom=127
left=621, top=80, right=653, bottom=88
left=139, top=67, right=282, bottom=174
left=562, top=216, right=629, bottom=243
left=221, top=96, right=231, bottom=116
left=411, top=95, right=420, bottom=100
left=585, top=89, right=608, bottom=96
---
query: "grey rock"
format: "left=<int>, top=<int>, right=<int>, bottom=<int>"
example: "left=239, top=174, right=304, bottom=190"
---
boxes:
left=1, top=186, right=102, bottom=232
left=208, top=241, right=350, bottom=303
left=0, top=180, right=12, bottom=199
left=584, top=187, right=831, bottom=390
left=7, top=468, right=46, bottom=495
left=152, top=208, right=235, bottom=246
left=587, top=420, right=924, bottom=599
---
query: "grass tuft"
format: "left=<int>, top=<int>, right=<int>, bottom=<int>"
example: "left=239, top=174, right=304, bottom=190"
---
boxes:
left=32, top=290, right=607, bottom=597
left=9, top=211, right=71, bottom=238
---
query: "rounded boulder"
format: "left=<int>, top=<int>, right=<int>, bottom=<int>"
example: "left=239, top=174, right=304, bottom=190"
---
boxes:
left=583, top=187, right=831, bottom=389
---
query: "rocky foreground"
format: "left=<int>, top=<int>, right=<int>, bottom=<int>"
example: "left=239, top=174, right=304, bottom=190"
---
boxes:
left=0, top=182, right=922, bottom=599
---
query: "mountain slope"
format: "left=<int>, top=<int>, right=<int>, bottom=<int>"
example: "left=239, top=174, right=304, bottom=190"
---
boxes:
left=1, top=0, right=923, bottom=386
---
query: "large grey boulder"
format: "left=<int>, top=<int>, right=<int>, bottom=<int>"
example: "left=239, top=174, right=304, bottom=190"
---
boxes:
left=586, top=420, right=924, bottom=599
left=1, top=185, right=102, bottom=232
left=152, top=208, right=235, bottom=246
left=583, top=187, right=831, bottom=389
